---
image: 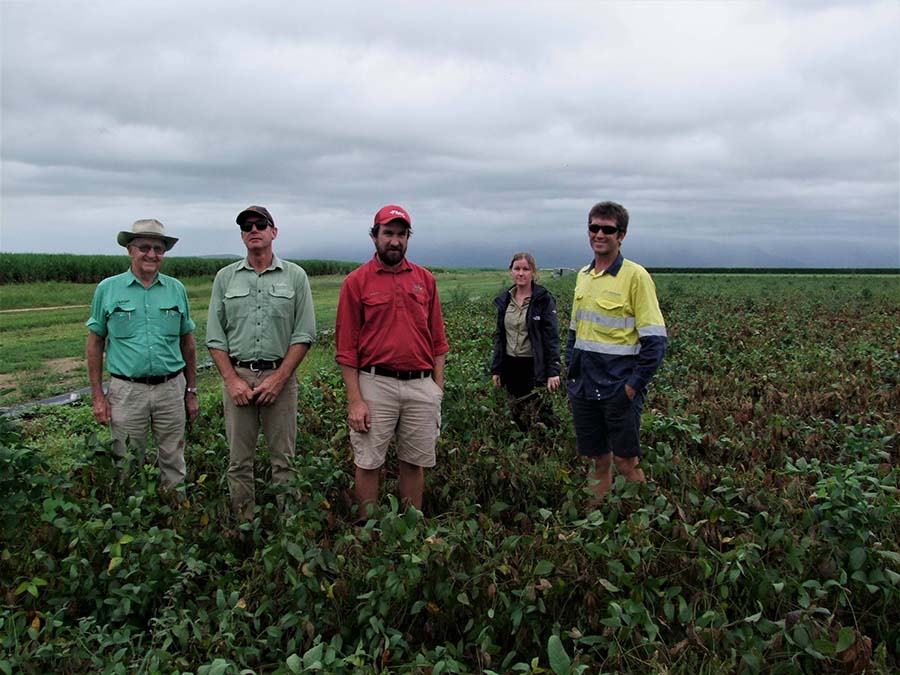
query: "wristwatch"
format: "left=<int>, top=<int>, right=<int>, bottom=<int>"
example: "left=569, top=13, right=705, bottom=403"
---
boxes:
left=185, top=387, right=198, bottom=395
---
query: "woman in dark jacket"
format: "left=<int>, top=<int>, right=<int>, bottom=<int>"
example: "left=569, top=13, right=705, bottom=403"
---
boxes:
left=491, top=252, right=561, bottom=429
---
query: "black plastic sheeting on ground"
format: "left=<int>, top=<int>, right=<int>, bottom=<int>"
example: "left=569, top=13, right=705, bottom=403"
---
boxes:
left=1, top=360, right=215, bottom=418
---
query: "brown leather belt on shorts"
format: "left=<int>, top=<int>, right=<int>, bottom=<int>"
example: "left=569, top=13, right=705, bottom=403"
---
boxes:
left=110, top=371, right=181, bottom=385
left=231, top=358, right=283, bottom=371
left=361, top=365, right=432, bottom=380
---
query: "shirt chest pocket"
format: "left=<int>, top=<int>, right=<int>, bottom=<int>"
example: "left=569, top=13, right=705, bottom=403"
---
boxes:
left=267, top=285, right=295, bottom=319
left=160, top=306, right=183, bottom=336
left=108, top=305, right=137, bottom=339
left=596, top=296, right=626, bottom=316
left=406, top=290, right=429, bottom=321
left=224, top=286, right=251, bottom=320
left=594, top=296, right=634, bottom=335
left=361, top=293, right=391, bottom=322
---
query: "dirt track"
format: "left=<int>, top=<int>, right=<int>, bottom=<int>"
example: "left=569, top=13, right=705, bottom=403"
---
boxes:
left=0, top=304, right=89, bottom=313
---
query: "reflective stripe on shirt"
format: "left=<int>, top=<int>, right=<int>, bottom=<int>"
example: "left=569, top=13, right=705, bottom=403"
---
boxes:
left=573, top=338, right=641, bottom=356
left=638, top=325, right=668, bottom=337
left=573, top=308, right=636, bottom=330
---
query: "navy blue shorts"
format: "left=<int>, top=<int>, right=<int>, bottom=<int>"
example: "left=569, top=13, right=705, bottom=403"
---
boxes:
left=569, top=386, right=644, bottom=458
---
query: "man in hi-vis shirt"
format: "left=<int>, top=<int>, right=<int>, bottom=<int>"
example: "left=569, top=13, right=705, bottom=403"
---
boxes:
left=565, top=201, right=667, bottom=504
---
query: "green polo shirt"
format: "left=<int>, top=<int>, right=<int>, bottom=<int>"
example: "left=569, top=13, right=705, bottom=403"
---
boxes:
left=86, top=270, right=195, bottom=378
left=206, top=255, right=316, bottom=361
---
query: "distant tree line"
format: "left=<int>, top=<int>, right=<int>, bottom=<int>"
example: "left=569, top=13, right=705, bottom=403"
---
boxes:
left=647, top=267, right=898, bottom=275
left=1, top=253, right=896, bottom=284
left=0, top=253, right=361, bottom=284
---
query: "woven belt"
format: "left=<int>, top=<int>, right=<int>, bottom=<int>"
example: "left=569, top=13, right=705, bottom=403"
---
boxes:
left=110, top=371, right=181, bottom=385
left=362, top=365, right=432, bottom=380
left=231, top=358, right=283, bottom=372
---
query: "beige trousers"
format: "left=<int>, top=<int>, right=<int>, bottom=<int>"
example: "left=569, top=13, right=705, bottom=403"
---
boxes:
left=107, top=373, right=187, bottom=488
left=223, top=366, right=298, bottom=520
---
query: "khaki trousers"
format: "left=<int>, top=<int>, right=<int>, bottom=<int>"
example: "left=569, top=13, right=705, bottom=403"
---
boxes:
left=223, top=366, right=298, bottom=520
left=107, top=373, right=187, bottom=488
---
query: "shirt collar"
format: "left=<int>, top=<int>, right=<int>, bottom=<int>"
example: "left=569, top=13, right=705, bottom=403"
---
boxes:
left=239, top=254, right=284, bottom=272
left=371, top=252, right=412, bottom=273
left=125, top=268, right=163, bottom=286
left=587, top=253, right=624, bottom=277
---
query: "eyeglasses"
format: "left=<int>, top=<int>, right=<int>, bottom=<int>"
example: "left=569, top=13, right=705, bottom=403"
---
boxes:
left=239, top=220, right=272, bottom=232
left=134, top=244, right=166, bottom=255
left=588, top=224, right=620, bottom=235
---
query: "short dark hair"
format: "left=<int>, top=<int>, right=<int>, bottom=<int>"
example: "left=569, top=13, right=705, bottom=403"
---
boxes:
left=588, top=201, right=629, bottom=232
left=370, top=220, right=413, bottom=238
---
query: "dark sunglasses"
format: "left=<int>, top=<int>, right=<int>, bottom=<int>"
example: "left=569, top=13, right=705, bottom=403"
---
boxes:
left=239, top=220, right=272, bottom=232
left=588, top=223, right=620, bottom=235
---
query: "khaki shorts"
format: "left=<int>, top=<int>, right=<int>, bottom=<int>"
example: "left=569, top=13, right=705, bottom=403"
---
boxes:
left=350, top=371, right=443, bottom=470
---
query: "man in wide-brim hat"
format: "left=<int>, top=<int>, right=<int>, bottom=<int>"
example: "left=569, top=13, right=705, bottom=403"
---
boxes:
left=86, top=219, right=199, bottom=493
left=117, top=218, right=179, bottom=250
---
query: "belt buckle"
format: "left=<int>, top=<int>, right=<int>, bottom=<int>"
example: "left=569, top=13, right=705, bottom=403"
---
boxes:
left=249, top=361, right=261, bottom=372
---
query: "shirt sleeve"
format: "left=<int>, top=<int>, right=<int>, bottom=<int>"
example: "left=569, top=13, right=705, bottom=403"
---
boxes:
left=428, top=278, right=450, bottom=357
left=290, top=269, right=317, bottom=345
left=490, top=297, right=504, bottom=375
left=628, top=270, right=667, bottom=390
left=177, top=281, right=196, bottom=335
left=542, top=292, right=561, bottom=377
left=564, top=277, right=580, bottom=365
left=85, top=280, right=109, bottom=337
left=205, top=269, right=229, bottom=351
left=334, top=274, right=362, bottom=368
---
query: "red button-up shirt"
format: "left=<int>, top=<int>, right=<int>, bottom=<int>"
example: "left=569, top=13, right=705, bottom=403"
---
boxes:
left=335, top=255, right=449, bottom=371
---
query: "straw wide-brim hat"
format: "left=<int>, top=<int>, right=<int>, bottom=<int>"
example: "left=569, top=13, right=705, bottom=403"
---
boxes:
left=117, top=219, right=179, bottom=250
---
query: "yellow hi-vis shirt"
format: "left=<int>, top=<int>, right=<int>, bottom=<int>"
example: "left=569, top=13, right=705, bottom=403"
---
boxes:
left=565, top=254, right=667, bottom=400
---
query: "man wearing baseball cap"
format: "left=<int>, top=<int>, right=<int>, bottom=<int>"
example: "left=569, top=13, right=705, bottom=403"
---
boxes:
left=86, top=219, right=199, bottom=491
left=335, top=205, right=449, bottom=519
left=206, top=206, right=316, bottom=521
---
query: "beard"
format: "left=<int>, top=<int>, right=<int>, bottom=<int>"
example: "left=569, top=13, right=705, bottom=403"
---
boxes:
left=377, top=247, right=405, bottom=266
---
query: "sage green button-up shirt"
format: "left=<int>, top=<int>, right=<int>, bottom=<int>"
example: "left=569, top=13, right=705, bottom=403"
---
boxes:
left=504, top=295, right=533, bottom=357
left=206, top=255, right=316, bottom=361
left=86, top=270, right=195, bottom=378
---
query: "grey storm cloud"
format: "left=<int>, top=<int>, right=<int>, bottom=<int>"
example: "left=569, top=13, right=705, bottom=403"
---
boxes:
left=1, top=0, right=898, bottom=268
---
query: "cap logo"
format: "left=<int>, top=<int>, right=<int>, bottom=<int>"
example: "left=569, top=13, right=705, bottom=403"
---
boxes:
left=390, top=210, right=406, bottom=217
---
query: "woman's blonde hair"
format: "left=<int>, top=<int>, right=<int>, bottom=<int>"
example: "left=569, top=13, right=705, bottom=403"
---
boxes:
left=509, top=252, right=538, bottom=279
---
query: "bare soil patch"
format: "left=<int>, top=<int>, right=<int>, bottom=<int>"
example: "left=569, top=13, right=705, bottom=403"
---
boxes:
left=46, top=357, right=83, bottom=375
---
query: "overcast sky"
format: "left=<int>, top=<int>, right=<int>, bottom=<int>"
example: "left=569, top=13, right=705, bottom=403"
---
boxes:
left=2, top=1, right=898, bottom=268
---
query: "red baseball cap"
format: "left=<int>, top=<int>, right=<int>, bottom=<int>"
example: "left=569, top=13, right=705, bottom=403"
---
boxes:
left=373, top=204, right=411, bottom=228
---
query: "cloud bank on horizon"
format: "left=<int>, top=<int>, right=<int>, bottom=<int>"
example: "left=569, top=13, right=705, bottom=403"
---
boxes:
left=2, top=0, right=898, bottom=268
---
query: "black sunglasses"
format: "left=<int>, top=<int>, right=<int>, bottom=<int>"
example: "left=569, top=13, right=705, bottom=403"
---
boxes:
left=588, top=224, right=620, bottom=235
left=239, top=220, right=272, bottom=232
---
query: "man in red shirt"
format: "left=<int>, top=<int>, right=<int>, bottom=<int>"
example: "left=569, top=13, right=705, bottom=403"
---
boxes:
left=335, top=204, right=450, bottom=518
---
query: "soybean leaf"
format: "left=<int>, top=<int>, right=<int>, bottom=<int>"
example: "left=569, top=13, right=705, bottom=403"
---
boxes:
left=286, top=654, right=302, bottom=674
left=535, top=560, right=554, bottom=576
left=547, top=635, right=571, bottom=675
left=835, top=627, right=856, bottom=654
